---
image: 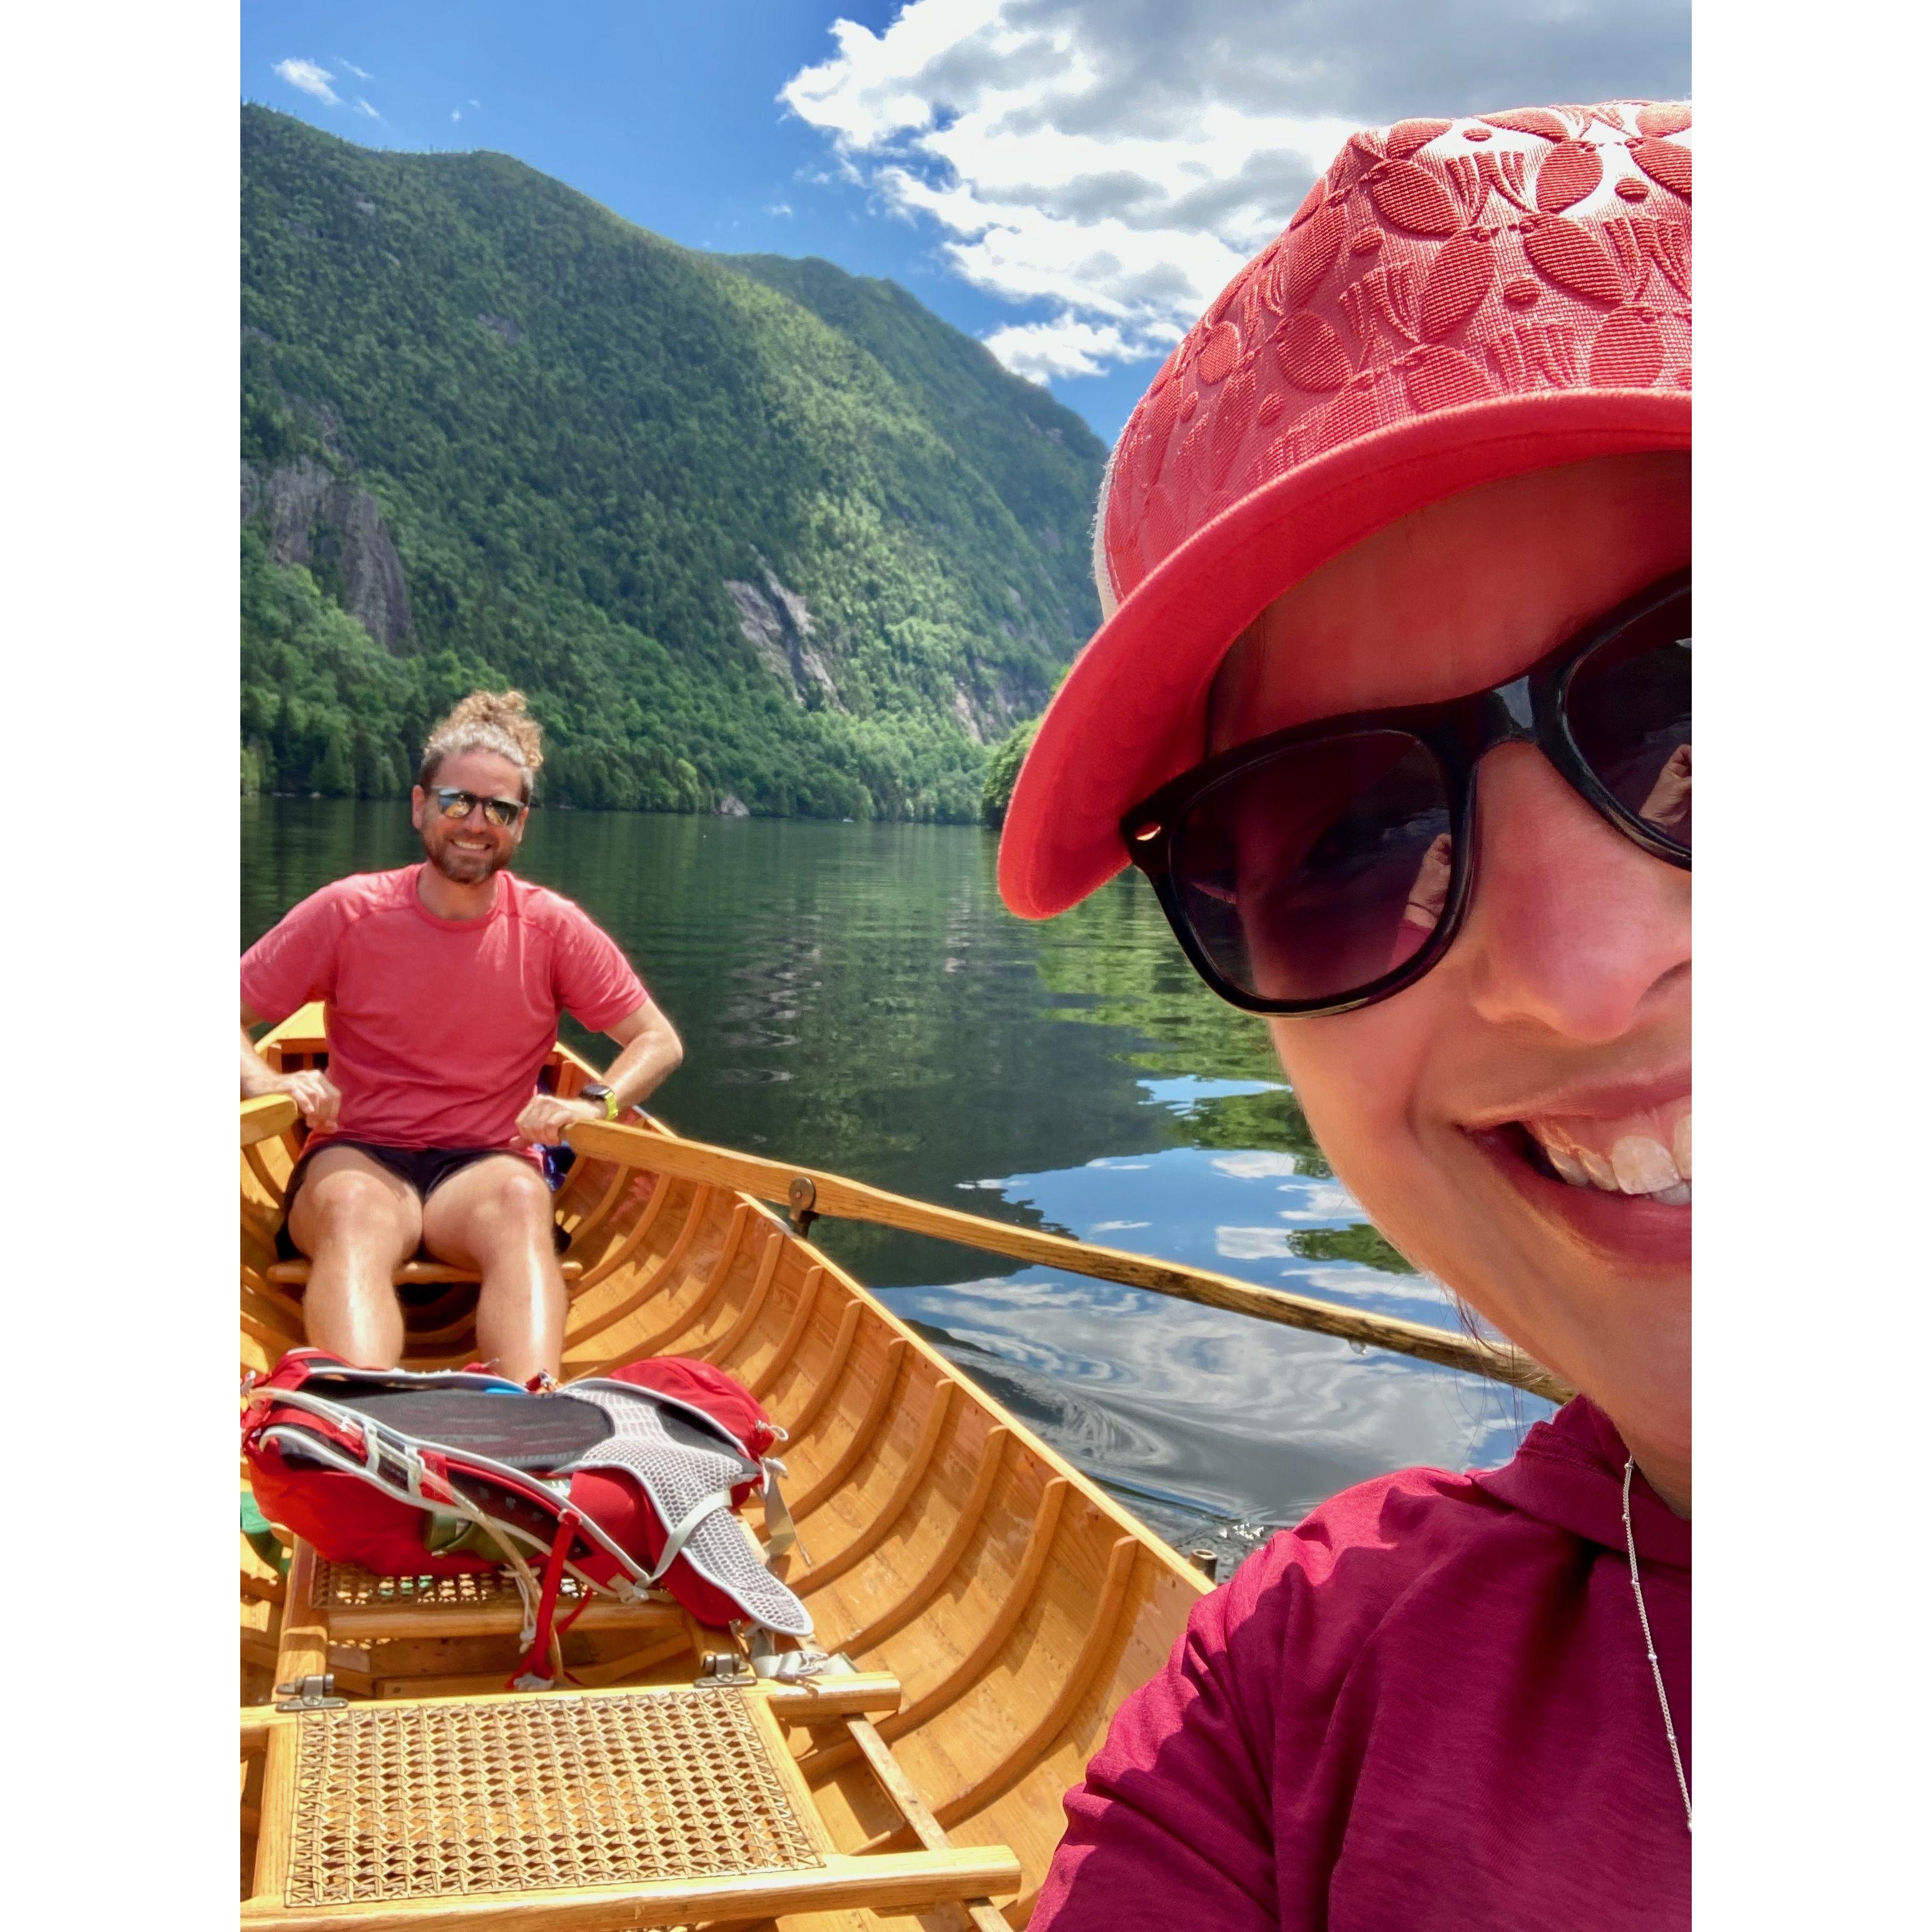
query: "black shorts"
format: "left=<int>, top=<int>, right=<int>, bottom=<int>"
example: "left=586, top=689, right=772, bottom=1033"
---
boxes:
left=275, top=1141, right=526, bottom=1261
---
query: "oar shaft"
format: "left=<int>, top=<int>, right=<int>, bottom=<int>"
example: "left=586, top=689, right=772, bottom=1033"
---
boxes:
left=566, top=1120, right=1571, bottom=1404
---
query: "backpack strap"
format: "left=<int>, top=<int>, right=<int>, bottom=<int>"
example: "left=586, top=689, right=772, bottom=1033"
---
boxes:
left=508, top=1507, right=583, bottom=1690
left=760, top=1458, right=804, bottom=1565
left=562, top=1381, right=813, bottom=1637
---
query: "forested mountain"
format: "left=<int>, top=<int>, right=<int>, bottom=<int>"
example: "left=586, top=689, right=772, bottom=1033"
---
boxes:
left=240, top=106, right=1106, bottom=818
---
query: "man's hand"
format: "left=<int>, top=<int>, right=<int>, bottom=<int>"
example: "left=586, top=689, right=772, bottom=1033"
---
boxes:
left=516, top=1093, right=603, bottom=1147
left=248, top=1066, right=342, bottom=1131
left=1639, top=741, right=1691, bottom=834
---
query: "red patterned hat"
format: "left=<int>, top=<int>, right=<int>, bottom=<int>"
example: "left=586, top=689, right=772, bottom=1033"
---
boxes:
left=999, top=99, right=1692, bottom=920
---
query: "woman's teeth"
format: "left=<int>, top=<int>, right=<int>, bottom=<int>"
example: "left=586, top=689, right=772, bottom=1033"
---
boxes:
left=1523, top=1106, right=1691, bottom=1205
left=1610, top=1134, right=1677, bottom=1195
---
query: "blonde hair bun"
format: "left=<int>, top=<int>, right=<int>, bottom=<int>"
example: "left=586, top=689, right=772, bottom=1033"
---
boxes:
left=419, top=689, right=544, bottom=796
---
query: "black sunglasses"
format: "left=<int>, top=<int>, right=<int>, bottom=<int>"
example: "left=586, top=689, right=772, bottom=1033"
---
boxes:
left=432, top=786, right=527, bottom=830
left=1122, top=570, right=1690, bottom=1017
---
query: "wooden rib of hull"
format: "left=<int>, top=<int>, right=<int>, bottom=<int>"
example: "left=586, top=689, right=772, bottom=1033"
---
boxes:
left=241, top=1007, right=1209, bottom=1929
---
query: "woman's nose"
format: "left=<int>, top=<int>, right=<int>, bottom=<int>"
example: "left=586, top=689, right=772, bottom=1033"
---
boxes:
left=1453, top=744, right=1690, bottom=1043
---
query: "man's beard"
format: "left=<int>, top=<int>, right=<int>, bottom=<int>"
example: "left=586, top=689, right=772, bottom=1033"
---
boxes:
left=423, top=826, right=510, bottom=884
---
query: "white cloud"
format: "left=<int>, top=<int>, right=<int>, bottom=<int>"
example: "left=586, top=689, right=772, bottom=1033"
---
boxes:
left=273, top=58, right=339, bottom=107
left=354, top=98, right=380, bottom=119
left=766, top=200, right=795, bottom=217
left=336, top=57, right=373, bottom=81
left=468, top=98, right=481, bottom=108
left=982, top=313, right=1126, bottom=381
left=451, top=109, right=462, bottom=121
left=781, top=1, right=1689, bottom=382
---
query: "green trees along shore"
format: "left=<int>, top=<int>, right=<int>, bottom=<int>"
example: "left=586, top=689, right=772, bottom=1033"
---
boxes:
left=240, top=107, right=1106, bottom=821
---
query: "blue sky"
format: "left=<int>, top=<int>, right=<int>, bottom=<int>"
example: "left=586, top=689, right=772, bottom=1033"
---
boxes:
left=241, top=3, right=1688, bottom=442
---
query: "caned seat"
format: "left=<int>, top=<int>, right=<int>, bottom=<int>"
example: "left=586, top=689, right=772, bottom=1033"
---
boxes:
left=240, top=1682, right=1020, bottom=1928
left=244, top=1540, right=1017, bottom=1929
left=306, top=1555, right=686, bottom=1642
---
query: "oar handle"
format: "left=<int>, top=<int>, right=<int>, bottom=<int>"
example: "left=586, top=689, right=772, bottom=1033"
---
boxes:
left=565, top=1119, right=1572, bottom=1404
left=240, top=1093, right=300, bottom=1146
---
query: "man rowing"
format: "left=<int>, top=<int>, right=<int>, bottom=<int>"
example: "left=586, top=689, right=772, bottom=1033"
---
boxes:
left=240, top=691, right=683, bottom=1382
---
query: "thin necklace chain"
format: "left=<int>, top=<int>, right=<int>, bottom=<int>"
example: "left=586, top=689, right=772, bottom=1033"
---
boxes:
left=1622, top=1457, right=1692, bottom=1832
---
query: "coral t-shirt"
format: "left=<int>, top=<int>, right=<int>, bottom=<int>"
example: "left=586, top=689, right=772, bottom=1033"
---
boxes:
left=1033, top=1398, right=1690, bottom=1931
left=241, top=865, right=649, bottom=1152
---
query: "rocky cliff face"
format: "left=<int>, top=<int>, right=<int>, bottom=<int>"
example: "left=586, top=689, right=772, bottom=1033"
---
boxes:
left=240, top=455, right=415, bottom=649
left=724, top=569, right=844, bottom=711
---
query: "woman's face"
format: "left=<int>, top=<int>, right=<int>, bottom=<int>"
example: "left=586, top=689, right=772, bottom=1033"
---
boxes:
left=1209, top=454, right=1691, bottom=1463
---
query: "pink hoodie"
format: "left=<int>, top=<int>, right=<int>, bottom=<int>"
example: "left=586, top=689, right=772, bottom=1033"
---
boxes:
left=1033, top=1399, right=1690, bottom=1930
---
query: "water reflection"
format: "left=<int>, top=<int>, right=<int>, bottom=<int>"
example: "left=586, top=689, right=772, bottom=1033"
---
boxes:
left=242, top=801, right=1550, bottom=1548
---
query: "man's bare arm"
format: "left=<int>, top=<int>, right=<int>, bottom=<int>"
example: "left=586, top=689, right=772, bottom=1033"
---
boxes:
left=515, top=1000, right=684, bottom=1144
left=240, top=1000, right=342, bottom=1130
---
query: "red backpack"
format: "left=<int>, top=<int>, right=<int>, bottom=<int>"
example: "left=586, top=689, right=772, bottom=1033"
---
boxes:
left=242, top=1349, right=809, bottom=1686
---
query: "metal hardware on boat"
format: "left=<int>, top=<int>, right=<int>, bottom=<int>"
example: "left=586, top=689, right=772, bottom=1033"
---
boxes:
left=1186, top=1545, right=1218, bottom=1577
left=740, top=1627, right=835, bottom=1683
left=696, top=1652, right=758, bottom=1687
left=275, top=1673, right=347, bottom=1711
left=788, top=1174, right=819, bottom=1236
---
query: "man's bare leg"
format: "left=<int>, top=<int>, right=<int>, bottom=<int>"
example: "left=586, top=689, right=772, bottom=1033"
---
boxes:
left=285, top=1147, right=423, bottom=1366
left=421, top=1156, right=566, bottom=1383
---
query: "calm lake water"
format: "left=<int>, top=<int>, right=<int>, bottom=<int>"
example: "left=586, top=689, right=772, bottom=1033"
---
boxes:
left=242, top=800, right=1551, bottom=1556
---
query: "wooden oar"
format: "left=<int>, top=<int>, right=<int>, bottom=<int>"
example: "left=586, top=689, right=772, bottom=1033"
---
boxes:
left=240, top=1094, right=299, bottom=1146
left=566, top=1119, right=1572, bottom=1404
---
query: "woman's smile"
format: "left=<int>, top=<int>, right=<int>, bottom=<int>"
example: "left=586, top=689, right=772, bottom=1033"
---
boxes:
left=1464, top=1094, right=1692, bottom=1270
left=1460, top=1075, right=1690, bottom=1226
left=1517, top=1096, right=1690, bottom=1202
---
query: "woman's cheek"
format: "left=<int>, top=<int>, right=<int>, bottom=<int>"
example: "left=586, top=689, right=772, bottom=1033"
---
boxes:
left=1269, top=1011, right=1437, bottom=1227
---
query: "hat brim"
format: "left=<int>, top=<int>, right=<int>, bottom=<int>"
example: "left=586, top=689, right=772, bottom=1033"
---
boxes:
left=997, top=389, right=1692, bottom=920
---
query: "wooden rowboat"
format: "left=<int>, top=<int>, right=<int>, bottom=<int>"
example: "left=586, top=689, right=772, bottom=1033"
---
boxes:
left=240, top=1002, right=1558, bottom=1928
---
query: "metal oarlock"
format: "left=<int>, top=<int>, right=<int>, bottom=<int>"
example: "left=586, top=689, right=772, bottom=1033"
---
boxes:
left=787, top=1174, right=819, bottom=1237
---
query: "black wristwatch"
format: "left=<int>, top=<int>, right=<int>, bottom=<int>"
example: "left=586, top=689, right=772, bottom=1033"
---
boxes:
left=579, top=1082, right=621, bottom=1121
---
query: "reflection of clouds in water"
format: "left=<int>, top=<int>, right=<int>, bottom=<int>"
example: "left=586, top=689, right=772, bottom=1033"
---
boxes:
left=1211, top=1151, right=1301, bottom=1179
left=1296, top=1264, right=1456, bottom=1311
left=1281, top=1181, right=1359, bottom=1217
left=994, top=1147, right=1458, bottom=1326
left=1215, top=1225, right=1293, bottom=1261
left=892, top=1268, right=1554, bottom=1537
left=909, top=1146, right=1538, bottom=1539
left=927, top=1319, right=1080, bottom=1380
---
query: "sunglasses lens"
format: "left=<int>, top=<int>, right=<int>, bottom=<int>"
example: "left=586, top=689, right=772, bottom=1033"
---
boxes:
left=437, top=790, right=472, bottom=820
left=483, top=798, right=519, bottom=828
left=1566, top=590, right=1691, bottom=851
left=1169, top=730, right=1454, bottom=1005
